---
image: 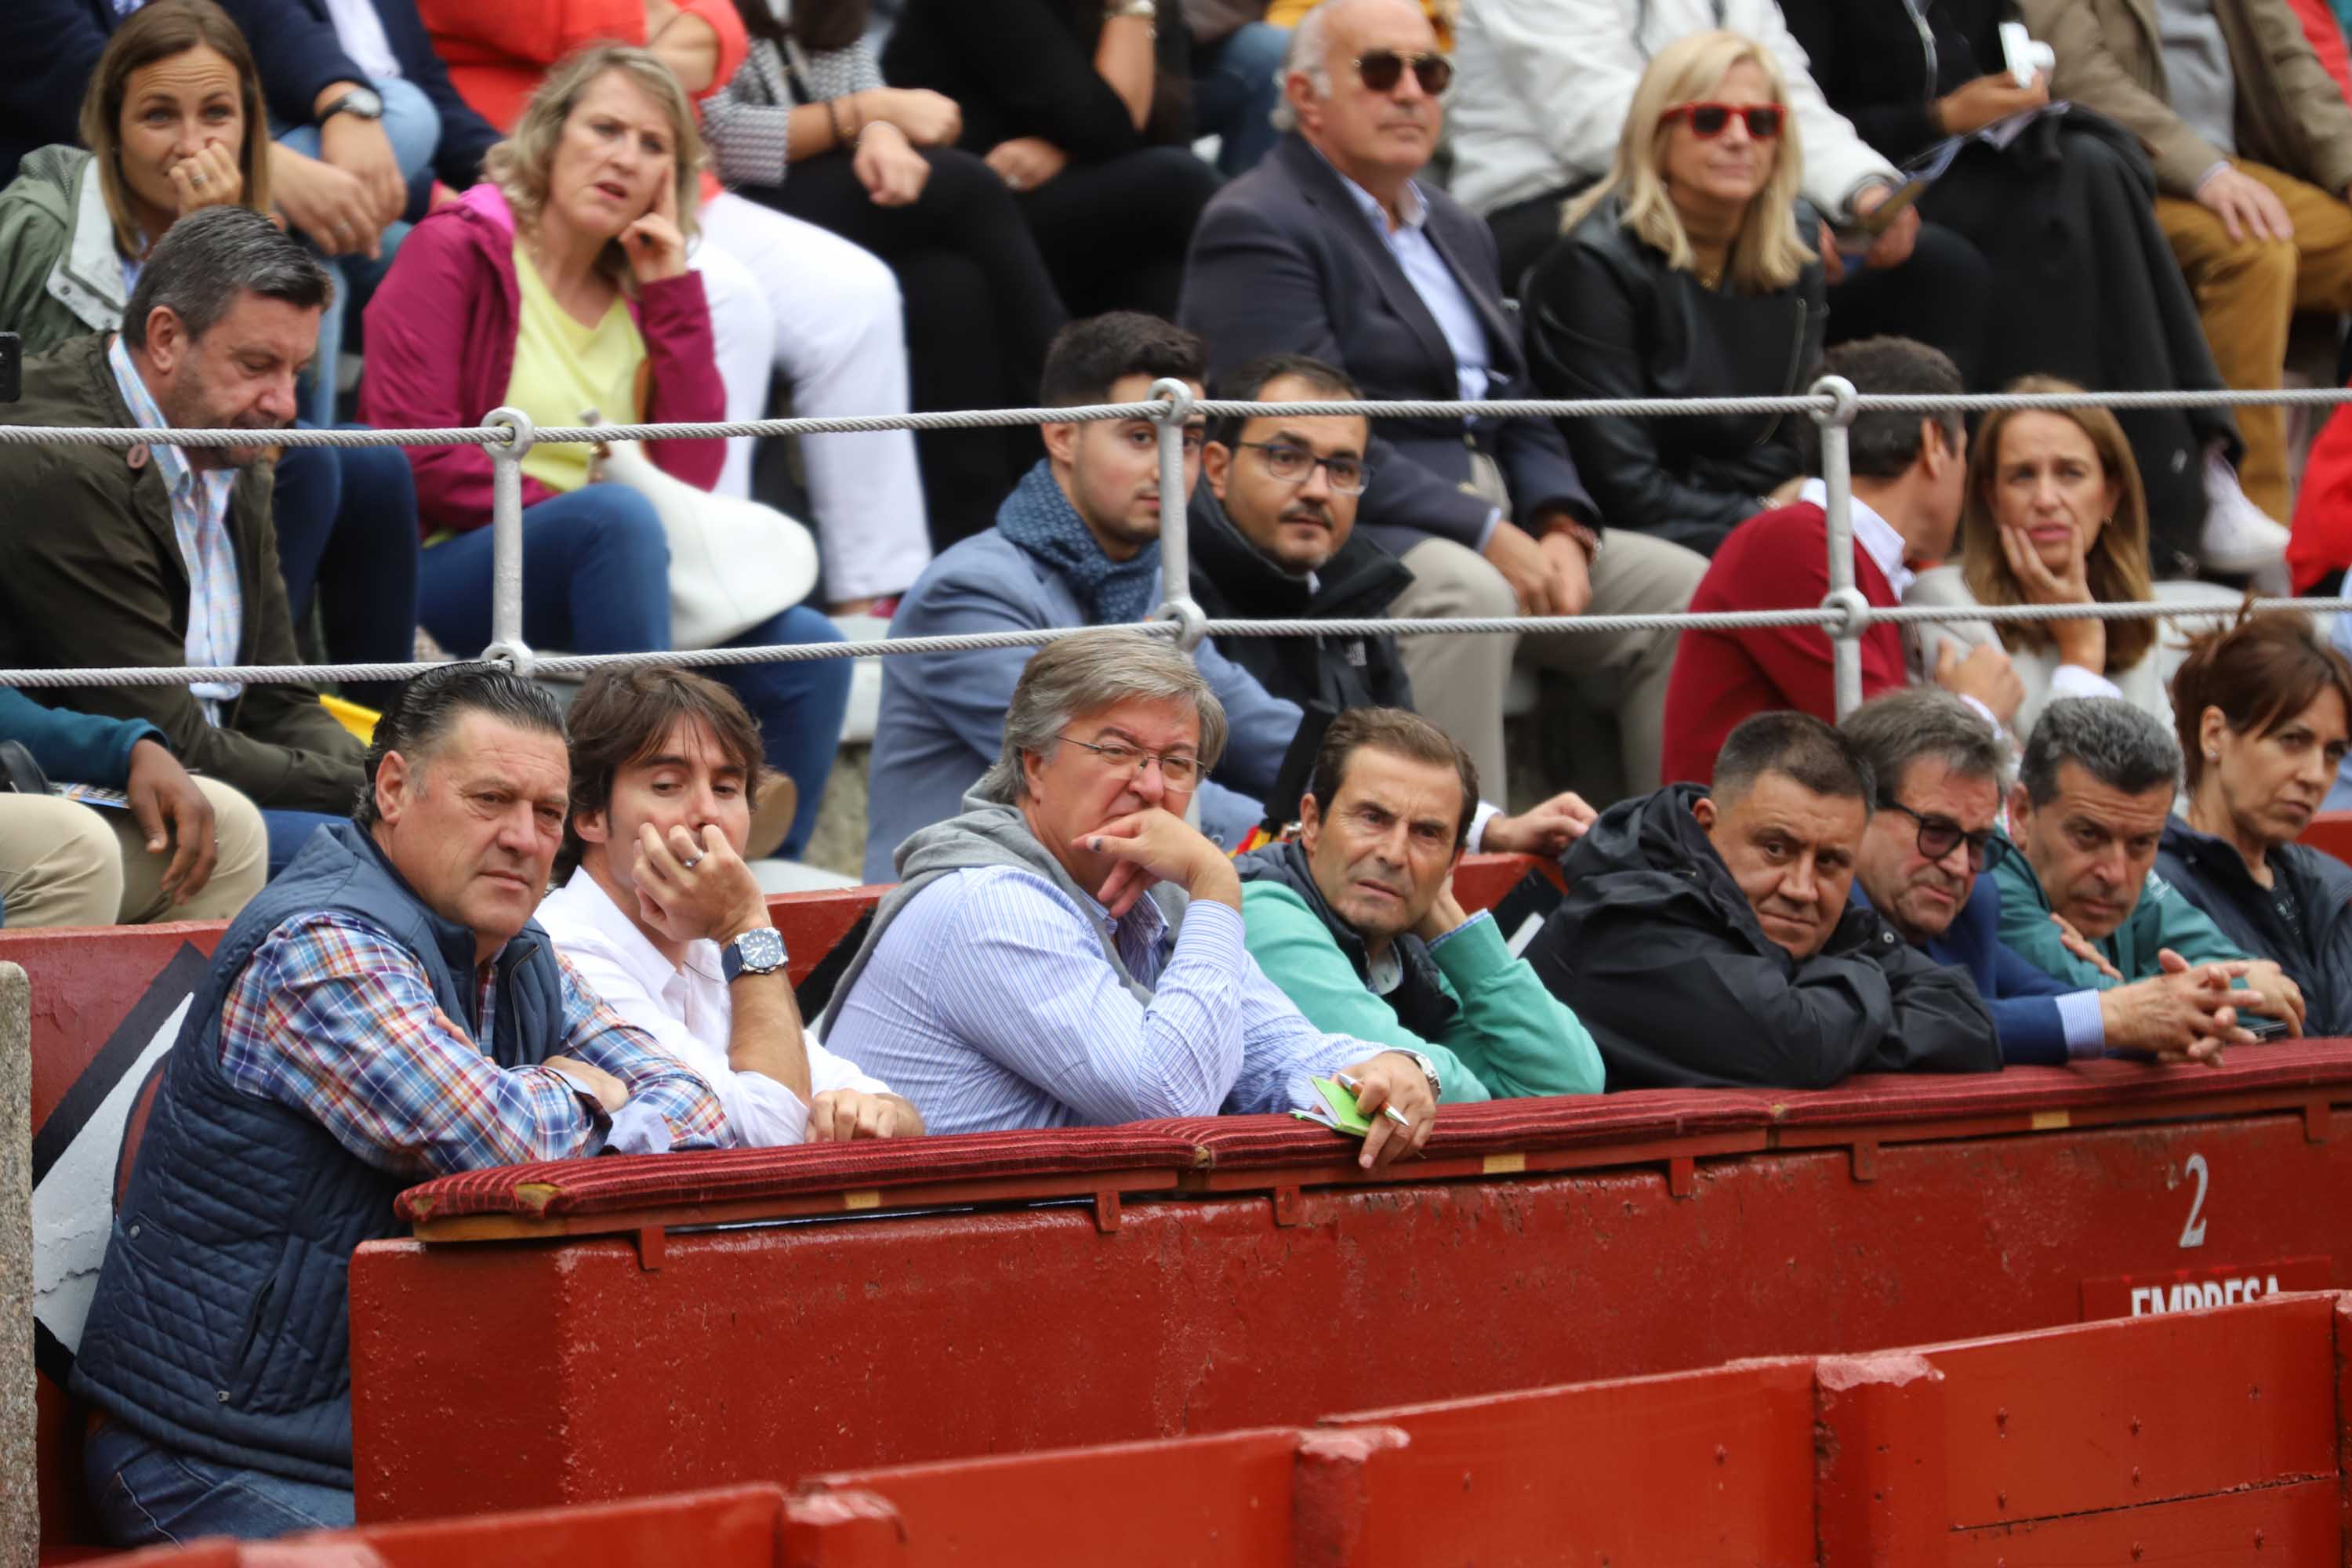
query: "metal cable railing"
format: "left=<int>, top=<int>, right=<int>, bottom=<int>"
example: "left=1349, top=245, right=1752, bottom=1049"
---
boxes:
left=1, top=381, right=2347, bottom=716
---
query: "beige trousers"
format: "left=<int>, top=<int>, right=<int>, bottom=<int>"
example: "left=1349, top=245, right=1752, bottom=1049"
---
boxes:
left=1391, top=528, right=1708, bottom=799
left=0, top=778, right=268, bottom=928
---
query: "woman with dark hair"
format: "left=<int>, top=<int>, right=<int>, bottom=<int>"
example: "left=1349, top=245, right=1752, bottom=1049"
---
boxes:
left=0, top=0, right=419, bottom=710
left=881, top=0, right=1221, bottom=321
left=2160, top=612, right=2352, bottom=1036
left=1904, top=376, right=2227, bottom=739
left=702, top=0, right=1069, bottom=548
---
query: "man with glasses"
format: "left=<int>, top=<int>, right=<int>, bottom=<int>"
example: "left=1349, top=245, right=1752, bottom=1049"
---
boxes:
left=1991, top=697, right=2307, bottom=1038
left=824, top=628, right=1438, bottom=1167
left=1189, top=353, right=1414, bottom=717
left=1180, top=0, right=1708, bottom=807
left=865, top=312, right=1304, bottom=882
left=1520, top=708, right=1998, bottom=1088
left=1844, top=688, right=2259, bottom=1065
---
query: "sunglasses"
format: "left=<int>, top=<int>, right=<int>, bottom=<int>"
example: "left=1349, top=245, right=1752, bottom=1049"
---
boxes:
left=1878, top=799, right=2010, bottom=874
left=1356, top=49, right=1454, bottom=96
left=1661, top=101, right=1784, bottom=140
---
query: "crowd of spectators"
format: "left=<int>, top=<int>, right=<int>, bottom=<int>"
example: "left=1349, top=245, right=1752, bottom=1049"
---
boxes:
left=14, top=0, right=2352, bottom=1545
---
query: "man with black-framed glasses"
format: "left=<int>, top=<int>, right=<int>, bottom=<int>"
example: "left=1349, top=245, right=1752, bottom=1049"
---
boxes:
left=1181, top=0, right=1709, bottom=809
left=1843, top=688, right=2263, bottom=1065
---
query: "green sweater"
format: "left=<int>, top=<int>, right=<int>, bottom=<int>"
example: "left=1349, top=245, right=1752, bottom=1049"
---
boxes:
left=1992, top=841, right=2247, bottom=988
left=1240, top=881, right=1606, bottom=1102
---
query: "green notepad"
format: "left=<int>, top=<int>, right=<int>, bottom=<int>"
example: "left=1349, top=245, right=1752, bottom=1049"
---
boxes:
left=1289, top=1075, right=1375, bottom=1138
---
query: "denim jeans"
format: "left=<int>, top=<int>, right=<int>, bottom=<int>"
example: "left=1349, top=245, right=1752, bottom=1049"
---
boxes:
left=417, top=485, right=851, bottom=857
left=1191, top=22, right=1289, bottom=176
left=275, top=77, right=441, bottom=426
left=86, top=1420, right=354, bottom=1547
left=273, top=427, right=421, bottom=712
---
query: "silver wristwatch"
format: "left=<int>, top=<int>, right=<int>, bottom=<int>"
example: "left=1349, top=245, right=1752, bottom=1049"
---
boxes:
left=720, top=926, right=787, bottom=982
left=320, top=85, right=385, bottom=123
left=1104, top=0, right=1157, bottom=20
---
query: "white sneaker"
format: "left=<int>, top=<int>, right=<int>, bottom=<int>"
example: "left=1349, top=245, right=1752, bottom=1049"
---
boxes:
left=2199, top=449, right=2291, bottom=575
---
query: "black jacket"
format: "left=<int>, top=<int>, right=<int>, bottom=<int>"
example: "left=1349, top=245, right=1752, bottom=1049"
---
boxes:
left=2158, top=817, right=2352, bottom=1038
left=1525, top=195, right=1825, bottom=557
left=1186, top=486, right=1415, bottom=717
left=1776, top=0, right=2238, bottom=570
left=883, top=0, right=1196, bottom=158
left=1181, top=133, right=1599, bottom=560
left=1523, top=784, right=2000, bottom=1089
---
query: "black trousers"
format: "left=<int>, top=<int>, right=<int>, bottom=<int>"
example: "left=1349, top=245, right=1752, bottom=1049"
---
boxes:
left=754, top=147, right=1070, bottom=550
left=1014, top=143, right=1222, bottom=321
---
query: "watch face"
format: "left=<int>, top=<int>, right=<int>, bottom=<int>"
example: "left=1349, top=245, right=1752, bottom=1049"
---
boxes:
left=735, top=927, right=786, bottom=971
left=337, top=88, right=385, bottom=118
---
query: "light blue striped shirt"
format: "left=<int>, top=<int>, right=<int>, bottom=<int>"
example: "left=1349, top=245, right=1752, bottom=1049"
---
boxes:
left=824, top=866, right=1385, bottom=1135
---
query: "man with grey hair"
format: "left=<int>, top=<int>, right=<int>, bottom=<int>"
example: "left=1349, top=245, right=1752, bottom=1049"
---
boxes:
left=1180, top=0, right=1708, bottom=803
left=1994, top=698, right=2307, bottom=1035
left=0, top=205, right=363, bottom=872
left=1846, top=688, right=2255, bottom=1065
left=824, top=628, right=1437, bottom=1165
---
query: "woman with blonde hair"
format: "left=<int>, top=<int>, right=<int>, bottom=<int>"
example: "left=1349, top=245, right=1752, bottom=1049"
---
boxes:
left=1908, top=376, right=2238, bottom=737
left=362, top=43, right=849, bottom=858
left=1524, top=30, right=1826, bottom=556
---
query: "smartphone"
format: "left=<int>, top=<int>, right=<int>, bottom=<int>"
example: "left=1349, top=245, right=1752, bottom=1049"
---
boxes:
left=1843, top=178, right=1928, bottom=239
left=0, top=332, right=20, bottom=405
left=2244, top=1014, right=2292, bottom=1041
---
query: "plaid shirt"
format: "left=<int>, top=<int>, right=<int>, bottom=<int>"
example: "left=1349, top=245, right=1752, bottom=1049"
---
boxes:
left=217, top=913, right=728, bottom=1177
left=107, top=333, right=242, bottom=720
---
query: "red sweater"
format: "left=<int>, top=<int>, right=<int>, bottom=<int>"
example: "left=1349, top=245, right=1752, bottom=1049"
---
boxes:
left=1659, top=502, right=1907, bottom=785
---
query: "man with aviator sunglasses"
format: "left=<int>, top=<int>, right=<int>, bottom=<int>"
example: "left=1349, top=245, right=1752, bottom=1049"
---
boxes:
left=1846, top=688, right=2285, bottom=1066
left=1181, top=0, right=1708, bottom=807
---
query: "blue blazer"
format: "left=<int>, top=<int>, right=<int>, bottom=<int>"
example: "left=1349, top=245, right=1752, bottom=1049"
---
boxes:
left=1861, top=871, right=2082, bottom=1065
left=1178, top=132, right=1598, bottom=561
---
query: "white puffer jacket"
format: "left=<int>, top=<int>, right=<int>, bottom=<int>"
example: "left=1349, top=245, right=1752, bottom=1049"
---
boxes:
left=1448, top=0, right=1897, bottom=220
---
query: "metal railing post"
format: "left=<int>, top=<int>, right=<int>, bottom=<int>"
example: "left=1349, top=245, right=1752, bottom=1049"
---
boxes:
left=480, top=408, right=537, bottom=673
left=1809, top=376, right=1867, bottom=720
left=1146, top=378, right=1207, bottom=652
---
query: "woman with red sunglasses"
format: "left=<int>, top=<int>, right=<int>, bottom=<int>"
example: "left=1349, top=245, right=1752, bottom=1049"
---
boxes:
left=1521, top=30, right=1826, bottom=557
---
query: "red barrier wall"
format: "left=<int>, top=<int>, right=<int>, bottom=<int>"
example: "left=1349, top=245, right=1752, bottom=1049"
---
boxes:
left=100, top=1293, right=2352, bottom=1566
left=349, top=1091, right=2352, bottom=1525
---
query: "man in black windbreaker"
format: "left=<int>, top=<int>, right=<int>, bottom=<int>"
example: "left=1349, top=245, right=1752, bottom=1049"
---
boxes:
left=1523, top=710, right=2000, bottom=1090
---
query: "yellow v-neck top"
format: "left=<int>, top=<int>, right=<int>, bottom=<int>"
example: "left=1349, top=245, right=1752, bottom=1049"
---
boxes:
left=504, top=245, right=647, bottom=494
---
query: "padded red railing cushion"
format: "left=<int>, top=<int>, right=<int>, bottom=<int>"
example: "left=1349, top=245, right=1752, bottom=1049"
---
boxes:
left=396, top=1124, right=1203, bottom=1223
left=1763, top=1040, right=2352, bottom=1129
left=1143, top=1089, right=1777, bottom=1174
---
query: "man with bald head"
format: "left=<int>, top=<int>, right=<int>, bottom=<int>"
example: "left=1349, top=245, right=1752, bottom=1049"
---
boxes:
left=1523, top=710, right=1999, bottom=1089
left=1179, top=0, right=1708, bottom=803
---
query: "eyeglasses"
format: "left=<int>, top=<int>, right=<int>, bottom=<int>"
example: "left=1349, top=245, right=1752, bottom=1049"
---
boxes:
left=1356, top=49, right=1454, bottom=96
left=1057, top=735, right=1203, bottom=789
left=1661, top=101, right=1784, bottom=140
left=1236, top=441, right=1373, bottom=495
left=1878, top=799, right=2009, bottom=873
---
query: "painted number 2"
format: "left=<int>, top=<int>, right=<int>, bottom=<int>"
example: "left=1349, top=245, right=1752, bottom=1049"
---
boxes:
left=2179, top=1153, right=2209, bottom=1250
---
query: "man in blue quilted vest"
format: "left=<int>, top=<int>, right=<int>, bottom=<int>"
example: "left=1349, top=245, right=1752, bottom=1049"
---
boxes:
left=71, top=662, right=729, bottom=1548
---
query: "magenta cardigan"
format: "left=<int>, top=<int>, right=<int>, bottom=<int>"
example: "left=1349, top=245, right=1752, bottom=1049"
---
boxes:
left=358, top=184, right=727, bottom=535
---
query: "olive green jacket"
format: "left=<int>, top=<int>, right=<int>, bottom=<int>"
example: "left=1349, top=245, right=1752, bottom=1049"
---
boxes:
left=0, top=332, right=363, bottom=811
left=0, top=145, right=131, bottom=354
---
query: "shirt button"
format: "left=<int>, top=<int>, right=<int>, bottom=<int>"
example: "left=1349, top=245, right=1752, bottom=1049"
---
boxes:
left=126, top=1225, right=140, bottom=1239
left=216, top=1390, right=230, bottom=1403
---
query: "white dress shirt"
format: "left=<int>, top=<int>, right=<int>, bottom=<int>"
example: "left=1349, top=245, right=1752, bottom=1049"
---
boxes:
left=320, top=0, right=404, bottom=84
left=537, top=869, right=891, bottom=1147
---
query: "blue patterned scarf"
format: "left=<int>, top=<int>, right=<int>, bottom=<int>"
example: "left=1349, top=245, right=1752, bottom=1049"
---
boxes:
left=994, top=459, right=1160, bottom=626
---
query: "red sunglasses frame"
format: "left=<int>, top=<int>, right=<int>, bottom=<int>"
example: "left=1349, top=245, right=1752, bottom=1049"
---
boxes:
left=1661, top=101, right=1785, bottom=140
